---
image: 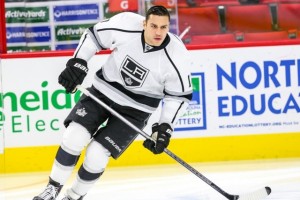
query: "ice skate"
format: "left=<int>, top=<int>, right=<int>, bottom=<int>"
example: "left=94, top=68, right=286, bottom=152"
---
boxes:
left=60, top=189, right=84, bottom=200
left=33, top=178, right=62, bottom=200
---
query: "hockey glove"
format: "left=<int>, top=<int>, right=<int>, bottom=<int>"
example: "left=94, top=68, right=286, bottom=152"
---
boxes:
left=58, top=58, right=88, bottom=93
left=143, top=123, right=172, bottom=154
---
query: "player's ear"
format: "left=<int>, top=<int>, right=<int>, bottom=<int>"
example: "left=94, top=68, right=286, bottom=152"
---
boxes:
left=143, top=20, right=146, bottom=29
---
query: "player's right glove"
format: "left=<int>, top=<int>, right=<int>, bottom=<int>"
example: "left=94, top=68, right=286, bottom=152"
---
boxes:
left=143, top=123, right=172, bottom=154
left=58, top=58, right=88, bottom=93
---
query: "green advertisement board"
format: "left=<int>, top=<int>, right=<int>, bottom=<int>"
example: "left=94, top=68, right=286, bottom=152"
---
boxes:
left=6, top=6, right=50, bottom=23
left=55, top=24, right=94, bottom=41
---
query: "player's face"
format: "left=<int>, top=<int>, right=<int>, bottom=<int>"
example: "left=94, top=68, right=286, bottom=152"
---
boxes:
left=143, top=14, right=169, bottom=46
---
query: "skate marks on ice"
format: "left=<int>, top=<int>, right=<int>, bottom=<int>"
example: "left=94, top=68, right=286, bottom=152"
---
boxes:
left=1, top=158, right=300, bottom=200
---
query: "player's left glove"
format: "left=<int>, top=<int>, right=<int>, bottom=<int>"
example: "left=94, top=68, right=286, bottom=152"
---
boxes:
left=143, top=123, right=172, bottom=154
left=58, top=58, right=88, bottom=93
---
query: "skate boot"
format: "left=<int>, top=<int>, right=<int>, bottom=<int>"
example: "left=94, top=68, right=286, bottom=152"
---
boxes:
left=61, top=189, right=84, bottom=200
left=33, top=177, right=62, bottom=200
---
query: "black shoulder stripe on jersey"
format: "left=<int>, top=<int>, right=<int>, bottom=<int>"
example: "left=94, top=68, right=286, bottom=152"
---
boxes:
left=96, top=28, right=142, bottom=33
left=74, top=33, right=88, bottom=58
left=88, top=26, right=105, bottom=50
left=96, top=69, right=161, bottom=108
left=164, top=48, right=185, bottom=92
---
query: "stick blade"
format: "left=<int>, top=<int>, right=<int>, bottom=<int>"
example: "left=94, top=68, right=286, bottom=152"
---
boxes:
left=238, top=186, right=271, bottom=200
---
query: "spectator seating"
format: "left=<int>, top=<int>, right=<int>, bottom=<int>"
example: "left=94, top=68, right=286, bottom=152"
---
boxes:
left=199, top=0, right=240, bottom=6
left=259, top=0, right=278, bottom=3
left=242, top=31, right=289, bottom=41
left=224, top=4, right=274, bottom=32
left=178, top=6, right=222, bottom=35
left=277, top=3, right=300, bottom=30
left=176, top=1, right=300, bottom=44
left=278, top=0, right=300, bottom=2
left=255, top=0, right=300, bottom=4
left=176, top=0, right=239, bottom=7
left=189, top=33, right=237, bottom=44
left=151, top=0, right=202, bottom=8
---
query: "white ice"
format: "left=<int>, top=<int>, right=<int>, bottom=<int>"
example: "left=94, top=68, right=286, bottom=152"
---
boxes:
left=1, top=158, right=300, bottom=200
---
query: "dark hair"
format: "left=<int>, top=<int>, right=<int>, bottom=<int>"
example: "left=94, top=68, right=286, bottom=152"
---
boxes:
left=146, top=5, right=170, bottom=21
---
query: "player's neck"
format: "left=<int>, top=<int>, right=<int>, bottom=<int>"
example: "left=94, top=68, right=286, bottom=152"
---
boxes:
left=144, top=43, right=154, bottom=52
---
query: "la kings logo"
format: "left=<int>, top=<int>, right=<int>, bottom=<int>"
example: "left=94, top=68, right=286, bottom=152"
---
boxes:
left=120, top=55, right=149, bottom=88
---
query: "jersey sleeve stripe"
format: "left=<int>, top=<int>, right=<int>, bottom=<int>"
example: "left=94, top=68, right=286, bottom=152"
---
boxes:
left=164, top=88, right=193, bottom=96
left=88, top=26, right=105, bottom=50
left=164, top=93, right=192, bottom=102
left=163, top=48, right=184, bottom=92
left=74, top=33, right=88, bottom=58
left=171, top=101, right=184, bottom=123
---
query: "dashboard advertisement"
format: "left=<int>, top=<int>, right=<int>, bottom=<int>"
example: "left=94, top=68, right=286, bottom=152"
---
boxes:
left=0, top=45, right=299, bottom=148
left=4, top=0, right=179, bottom=52
left=5, top=1, right=102, bottom=52
left=0, top=63, right=3, bottom=153
left=189, top=46, right=300, bottom=137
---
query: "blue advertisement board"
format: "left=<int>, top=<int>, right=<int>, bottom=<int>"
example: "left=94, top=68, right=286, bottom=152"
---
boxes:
left=6, top=27, right=26, bottom=43
left=53, top=4, right=100, bottom=22
left=25, top=26, right=51, bottom=42
left=6, top=26, right=51, bottom=43
left=56, top=43, right=78, bottom=50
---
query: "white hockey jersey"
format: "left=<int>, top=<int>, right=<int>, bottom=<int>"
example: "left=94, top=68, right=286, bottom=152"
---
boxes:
left=73, top=12, right=193, bottom=127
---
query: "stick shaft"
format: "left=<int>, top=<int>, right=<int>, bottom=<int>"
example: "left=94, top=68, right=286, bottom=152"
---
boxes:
left=77, top=85, right=235, bottom=200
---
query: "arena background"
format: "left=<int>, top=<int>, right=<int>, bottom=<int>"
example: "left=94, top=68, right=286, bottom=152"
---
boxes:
left=0, top=0, right=299, bottom=174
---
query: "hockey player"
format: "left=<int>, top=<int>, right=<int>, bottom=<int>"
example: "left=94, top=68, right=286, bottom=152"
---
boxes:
left=33, top=5, right=193, bottom=200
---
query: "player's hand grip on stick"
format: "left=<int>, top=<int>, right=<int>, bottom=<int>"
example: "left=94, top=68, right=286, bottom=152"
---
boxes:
left=76, top=85, right=272, bottom=200
left=58, top=58, right=88, bottom=94
left=143, top=123, right=172, bottom=154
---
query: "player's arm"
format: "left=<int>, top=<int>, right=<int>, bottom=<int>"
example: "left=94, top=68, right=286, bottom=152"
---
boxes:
left=73, top=12, right=144, bottom=61
left=159, top=45, right=193, bottom=128
left=58, top=14, right=121, bottom=93
left=144, top=54, right=193, bottom=154
left=143, top=91, right=192, bottom=154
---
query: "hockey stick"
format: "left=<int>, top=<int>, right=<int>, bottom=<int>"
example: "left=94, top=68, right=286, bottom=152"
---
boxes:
left=77, top=85, right=271, bottom=200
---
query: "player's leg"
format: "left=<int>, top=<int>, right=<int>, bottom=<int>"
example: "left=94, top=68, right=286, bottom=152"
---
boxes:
left=61, top=140, right=110, bottom=200
left=33, top=87, right=111, bottom=200
left=33, top=122, right=91, bottom=200
left=94, top=103, right=151, bottom=159
left=60, top=104, right=150, bottom=199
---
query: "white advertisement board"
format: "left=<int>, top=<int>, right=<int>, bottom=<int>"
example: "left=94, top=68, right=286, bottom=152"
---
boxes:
left=1, top=45, right=300, bottom=148
left=0, top=60, right=4, bottom=153
left=1, top=55, right=107, bottom=147
left=188, top=45, right=300, bottom=137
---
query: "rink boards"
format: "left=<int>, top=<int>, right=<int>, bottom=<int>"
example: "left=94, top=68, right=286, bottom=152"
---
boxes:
left=0, top=45, right=300, bottom=173
left=1, top=132, right=300, bottom=173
